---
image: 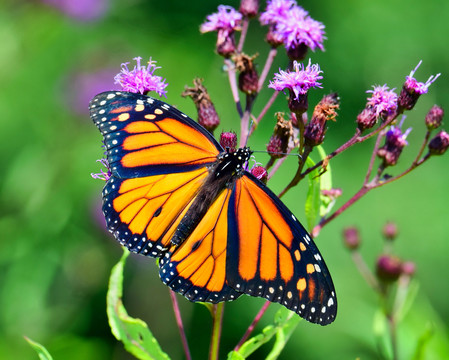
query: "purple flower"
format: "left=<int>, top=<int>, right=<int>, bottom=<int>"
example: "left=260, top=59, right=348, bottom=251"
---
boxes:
left=386, top=123, right=411, bottom=148
left=275, top=5, right=325, bottom=52
left=377, top=116, right=411, bottom=166
left=200, top=5, right=242, bottom=33
left=366, top=85, right=398, bottom=118
left=91, top=158, right=111, bottom=181
left=42, top=0, right=108, bottom=21
left=114, top=57, right=168, bottom=96
left=259, top=0, right=297, bottom=25
left=405, top=60, right=440, bottom=95
left=269, top=59, right=323, bottom=99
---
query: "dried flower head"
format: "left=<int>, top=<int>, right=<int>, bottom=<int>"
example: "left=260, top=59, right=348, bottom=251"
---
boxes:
left=182, top=78, right=220, bottom=133
left=266, top=113, right=293, bottom=158
left=234, top=53, right=259, bottom=95
left=114, top=57, right=168, bottom=96
left=304, top=92, right=339, bottom=147
left=398, top=61, right=440, bottom=111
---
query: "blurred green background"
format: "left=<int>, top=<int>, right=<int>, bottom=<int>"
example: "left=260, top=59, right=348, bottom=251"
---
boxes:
left=1, top=0, right=448, bottom=359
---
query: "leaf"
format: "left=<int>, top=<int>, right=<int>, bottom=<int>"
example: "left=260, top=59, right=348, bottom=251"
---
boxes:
left=412, top=323, right=434, bottom=360
left=107, top=249, right=170, bottom=360
left=304, top=157, right=321, bottom=230
left=315, top=146, right=335, bottom=217
left=228, top=307, right=301, bottom=359
left=24, top=337, right=54, bottom=360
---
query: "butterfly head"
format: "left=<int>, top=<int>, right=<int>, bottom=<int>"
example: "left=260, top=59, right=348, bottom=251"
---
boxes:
left=215, top=146, right=252, bottom=179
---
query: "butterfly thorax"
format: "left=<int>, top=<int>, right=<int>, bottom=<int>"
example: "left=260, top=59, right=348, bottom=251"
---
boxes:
left=171, top=147, right=252, bottom=246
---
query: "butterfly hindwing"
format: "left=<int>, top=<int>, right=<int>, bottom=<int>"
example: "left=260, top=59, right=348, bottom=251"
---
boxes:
left=90, top=91, right=222, bottom=179
left=226, top=174, right=337, bottom=325
left=159, top=188, right=242, bottom=302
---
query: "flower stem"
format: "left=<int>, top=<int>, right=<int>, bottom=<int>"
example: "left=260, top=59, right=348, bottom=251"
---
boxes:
left=237, top=18, right=249, bottom=53
left=209, top=303, right=225, bottom=360
left=169, top=291, right=192, bottom=360
left=225, top=58, right=243, bottom=118
left=351, top=251, right=381, bottom=292
left=249, top=91, right=279, bottom=136
left=258, top=47, right=278, bottom=91
left=234, top=301, right=271, bottom=352
left=278, top=144, right=311, bottom=198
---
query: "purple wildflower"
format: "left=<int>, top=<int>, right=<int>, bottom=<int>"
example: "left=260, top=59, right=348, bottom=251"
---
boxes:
left=405, top=60, right=440, bottom=95
left=269, top=59, right=323, bottom=99
left=398, top=61, right=441, bottom=110
left=275, top=5, right=325, bottom=52
left=91, top=158, right=111, bottom=181
left=259, top=0, right=297, bottom=25
left=42, top=0, right=108, bottom=21
left=114, top=57, right=168, bottom=96
left=366, top=84, right=398, bottom=118
left=200, top=5, right=242, bottom=33
left=377, top=117, right=411, bottom=166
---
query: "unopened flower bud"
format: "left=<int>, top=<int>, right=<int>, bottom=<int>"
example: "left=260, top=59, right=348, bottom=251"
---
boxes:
left=383, top=222, right=398, bottom=241
left=266, top=113, right=293, bottom=159
left=321, top=188, right=342, bottom=200
left=286, top=43, right=309, bottom=62
left=251, top=166, right=268, bottom=184
left=357, top=106, right=378, bottom=131
left=220, top=131, right=237, bottom=152
left=235, top=54, right=259, bottom=95
left=377, top=124, right=411, bottom=166
left=265, top=25, right=284, bottom=47
left=343, top=227, right=360, bottom=250
left=182, top=78, right=220, bottom=133
left=376, top=255, right=402, bottom=282
left=401, top=261, right=416, bottom=277
left=304, top=93, right=339, bottom=147
left=425, top=105, right=444, bottom=130
left=428, top=130, right=449, bottom=155
left=239, top=0, right=259, bottom=18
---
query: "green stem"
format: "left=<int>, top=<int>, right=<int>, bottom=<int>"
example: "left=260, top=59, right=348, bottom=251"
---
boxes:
left=209, top=303, right=225, bottom=360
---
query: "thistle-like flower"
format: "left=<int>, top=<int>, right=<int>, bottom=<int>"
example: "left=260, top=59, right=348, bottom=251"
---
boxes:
left=114, top=57, right=168, bottom=96
left=377, top=119, right=411, bottom=167
left=398, top=61, right=440, bottom=110
left=269, top=59, right=323, bottom=113
left=200, top=5, right=242, bottom=57
left=220, top=131, right=238, bottom=152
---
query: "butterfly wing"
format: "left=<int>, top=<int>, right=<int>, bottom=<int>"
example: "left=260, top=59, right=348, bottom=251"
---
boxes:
left=226, top=173, right=337, bottom=325
left=90, top=91, right=223, bottom=256
left=159, top=188, right=242, bottom=302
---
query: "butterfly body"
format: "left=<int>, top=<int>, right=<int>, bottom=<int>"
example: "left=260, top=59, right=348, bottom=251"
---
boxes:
left=90, top=91, right=337, bottom=325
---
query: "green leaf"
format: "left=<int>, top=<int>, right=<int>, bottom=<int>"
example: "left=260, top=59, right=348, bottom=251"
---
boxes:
left=412, top=323, right=435, bottom=360
left=304, top=157, right=321, bottom=230
left=24, top=337, right=54, bottom=360
left=107, top=249, right=170, bottom=360
left=315, top=146, right=334, bottom=217
left=228, top=307, right=301, bottom=359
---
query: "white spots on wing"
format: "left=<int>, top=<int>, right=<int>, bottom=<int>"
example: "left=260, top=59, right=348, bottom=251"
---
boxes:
left=314, top=264, right=321, bottom=272
left=314, top=253, right=322, bottom=261
left=100, top=100, right=106, bottom=105
left=328, top=298, right=334, bottom=307
left=99, top=109, right=105, bottom=114
left=107, top=93, right=116, bottom=99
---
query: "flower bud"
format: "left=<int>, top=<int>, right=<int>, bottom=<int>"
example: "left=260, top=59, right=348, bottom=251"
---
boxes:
left=383, top=221, right=398, bottom=241
left=266, top=113, right=293, bottom=159
left=182, top=78, right=220, bottom=133
left=401, top=261, right=416, bottom=277
left=286, top=43, right=309, bottom=62
left=377, top=125, right=411, bottom=167
left=342, top=227, right=360, bottom=250
left=357, top=106, right=378, bottom=131
left=425, top=105, right=444, bottom=130
left=239, top=0, right=259, bottom=18
left=376, top=255, right=402, bottom=282
left=265, top=25, right=284, bottom=47
left=216, top=29, right=237, bottom=57
left=251, top=166, right=268, bottom=184
left=220, top=131, right=238, bottom=152
left=304, top=93, right=339, bottom=147
left=234, top=54, right=259, bottom=95
left=428, top=130, right=449, bottom=155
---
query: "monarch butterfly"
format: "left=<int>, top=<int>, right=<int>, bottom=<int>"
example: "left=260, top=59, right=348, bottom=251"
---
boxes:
left=90, top=91, right=337, bottom=325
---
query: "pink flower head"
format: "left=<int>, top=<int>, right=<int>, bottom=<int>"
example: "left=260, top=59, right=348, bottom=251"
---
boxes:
left=269, top=59, right=323, bottom=99
left=275, top=5, right=325, bottom=52
left=259, top=0, right=297, bottom=25
left=366, top=84, right=398, bottom=117
left=114, top=57, right=168, bottom=96
left=405, top=60, right=440, bottom=95
left=200, top=5, right=242, bottom=33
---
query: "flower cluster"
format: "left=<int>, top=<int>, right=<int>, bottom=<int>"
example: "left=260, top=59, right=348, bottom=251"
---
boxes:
left=114, top=57, right=168, bottom=96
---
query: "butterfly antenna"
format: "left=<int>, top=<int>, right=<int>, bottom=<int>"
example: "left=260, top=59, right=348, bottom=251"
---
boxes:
left=251, top=150, right=303, bottom=161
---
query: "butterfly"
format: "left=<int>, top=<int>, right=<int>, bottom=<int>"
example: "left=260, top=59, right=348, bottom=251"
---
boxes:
left=90, top=91, right=337, bottom=325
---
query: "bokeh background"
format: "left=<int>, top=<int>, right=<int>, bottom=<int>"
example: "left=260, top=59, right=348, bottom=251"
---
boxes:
left=1, top=0, right=448, bottom=359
